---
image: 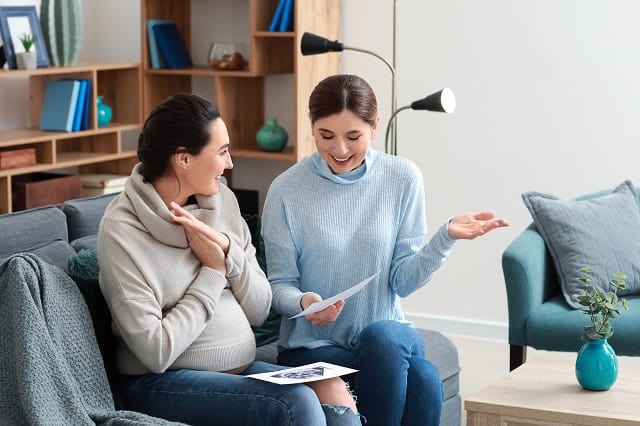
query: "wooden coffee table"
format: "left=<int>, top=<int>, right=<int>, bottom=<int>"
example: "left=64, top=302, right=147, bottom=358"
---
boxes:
left=465, top=356, right=640, bottom=426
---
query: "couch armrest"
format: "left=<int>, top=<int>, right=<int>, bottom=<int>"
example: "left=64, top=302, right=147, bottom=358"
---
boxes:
left=502, top=224, right=558, bottom=346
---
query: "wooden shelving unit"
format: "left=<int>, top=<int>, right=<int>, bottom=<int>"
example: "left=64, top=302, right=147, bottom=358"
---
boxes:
left=140, top=0, right=342, bottom=176
left=0, top=63, right=142, bottom=214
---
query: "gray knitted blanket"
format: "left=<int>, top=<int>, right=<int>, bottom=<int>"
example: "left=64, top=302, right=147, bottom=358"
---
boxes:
left=0, top=253, right=184, bottom=425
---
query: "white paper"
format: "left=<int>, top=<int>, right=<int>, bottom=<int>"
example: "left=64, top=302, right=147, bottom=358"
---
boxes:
left=247, top=362, right=358, bottom=385
left=289, top=271, right=381, bottom=319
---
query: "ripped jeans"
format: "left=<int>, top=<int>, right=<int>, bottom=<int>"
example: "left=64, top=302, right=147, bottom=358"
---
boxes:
left=120, top=361, right=360, bottom=426
left=279, top=320, right=443, bottom=426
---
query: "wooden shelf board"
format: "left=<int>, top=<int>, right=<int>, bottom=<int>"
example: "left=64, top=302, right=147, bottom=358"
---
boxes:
left=0, top=63, right=140, bottom=78
left=253, top=31, right=295, bottom=38
left=144, top=66, right=262, bottom=78
left=56, top=151, right=138, bottom=166
left=232, top=145, right=296, bottom=161
left=0, top=151, right=138, bottom=177
left=0, top=125, right=140, bottom=146
left=0, top=129, right=55, bottom=145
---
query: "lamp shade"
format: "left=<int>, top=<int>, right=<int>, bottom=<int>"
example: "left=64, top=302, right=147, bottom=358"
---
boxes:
left=410, top=88, right=456, bottom=113
left=301, top=32, right=344, bottom=56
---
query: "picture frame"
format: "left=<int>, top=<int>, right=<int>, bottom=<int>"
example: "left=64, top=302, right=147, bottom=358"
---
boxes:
left=0, top=6, right=49, bottom=69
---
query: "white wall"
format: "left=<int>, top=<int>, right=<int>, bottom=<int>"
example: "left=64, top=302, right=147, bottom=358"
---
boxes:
left=3, top=0, right=640, bottom=340
left=340, top=0, right=640, bottom=339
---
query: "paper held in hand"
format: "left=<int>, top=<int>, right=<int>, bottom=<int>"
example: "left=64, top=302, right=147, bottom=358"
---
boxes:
left=247, top=362, right=358, bottom=385
left=289, top=271, right=381, bottom=319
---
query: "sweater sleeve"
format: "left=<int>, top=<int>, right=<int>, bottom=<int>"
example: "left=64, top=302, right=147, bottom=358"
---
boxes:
left=388, top=164, right=457, bottom=297
left=98, top=219, right=227, bottom=374
left=262, top=184, right=305, bottom=319
left=224, top=218, right=272, bottom=327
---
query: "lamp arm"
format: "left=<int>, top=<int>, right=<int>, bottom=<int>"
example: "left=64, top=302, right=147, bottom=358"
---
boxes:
left=384, top=105, right=411, bottom=156
left=344, top=45, right=397, bottom=155
left=344, top=45, right=395, bottom=78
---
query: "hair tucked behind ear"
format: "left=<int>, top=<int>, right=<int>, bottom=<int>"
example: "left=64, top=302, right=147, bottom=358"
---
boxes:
left=137, top=93, right=221, bottom=181
left=308, top=74, right=378, bottom=126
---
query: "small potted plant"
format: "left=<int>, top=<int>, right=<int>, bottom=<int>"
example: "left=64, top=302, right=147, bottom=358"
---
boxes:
left=574, top=267, right=629, bottom=390
left=16, top=33, right=38, bottom=70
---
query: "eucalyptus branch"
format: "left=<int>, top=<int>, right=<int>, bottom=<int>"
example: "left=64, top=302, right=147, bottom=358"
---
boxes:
left=577, top=268, right=629, bottom=341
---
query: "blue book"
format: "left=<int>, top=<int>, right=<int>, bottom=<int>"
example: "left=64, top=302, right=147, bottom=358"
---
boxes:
left=279, top=0, right=294, bottom=32
left=147, top=19, right=171, bottom=68
left=39, top=80, right=80, bottom=132
left=269, top=0, right=287, bottom=31
left=71, top=80, right=87, bottom=131
left=81, top=79, right=92, bottom=130
left=152, top=22, right=193, bottom=69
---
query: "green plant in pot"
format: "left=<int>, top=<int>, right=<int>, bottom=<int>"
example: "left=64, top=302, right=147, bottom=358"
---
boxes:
left=574, top=267, right=629, bottom=391
left=16, top=33, right=37, bottom=70
left=19, top=33, right=37, bottom=52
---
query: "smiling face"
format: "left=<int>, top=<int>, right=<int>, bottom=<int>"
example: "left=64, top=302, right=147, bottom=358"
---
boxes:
left=312, top=109, right=379, bottom=174
left=181, top=118, right=233, bottom=196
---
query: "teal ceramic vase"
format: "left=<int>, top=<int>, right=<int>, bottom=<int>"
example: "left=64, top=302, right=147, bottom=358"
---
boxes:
left=256, top=118, right=288, bottom=152
left=40, top=0, right=84, bottom=67
left=97, top=96, right=113, bottom=127
left=575, top=339, right=618, bottom=390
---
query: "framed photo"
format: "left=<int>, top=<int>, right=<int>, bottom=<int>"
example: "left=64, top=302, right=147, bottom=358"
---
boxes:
left=0, top=6, right=49, bottom=69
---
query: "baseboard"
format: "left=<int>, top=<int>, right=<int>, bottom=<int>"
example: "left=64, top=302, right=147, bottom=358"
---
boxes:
left=405, top=311, right=508, bottom=342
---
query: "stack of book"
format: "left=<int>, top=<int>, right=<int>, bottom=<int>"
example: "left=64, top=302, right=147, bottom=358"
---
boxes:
left=39, top=79, right=93, bottom=132
left=147, top=19, right=193, bottom=69
left=269, top=0, right=294, bottom=32
left=80, top=173, right=128, bottom=197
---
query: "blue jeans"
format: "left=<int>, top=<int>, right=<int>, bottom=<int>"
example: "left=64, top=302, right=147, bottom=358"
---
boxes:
left=279, top=320, right=443, bottom=426
left=120, top=361, right=360, bottom=426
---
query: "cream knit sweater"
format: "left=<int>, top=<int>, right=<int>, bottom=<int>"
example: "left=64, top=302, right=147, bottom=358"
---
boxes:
left=98, top=164, right=271, bottom=375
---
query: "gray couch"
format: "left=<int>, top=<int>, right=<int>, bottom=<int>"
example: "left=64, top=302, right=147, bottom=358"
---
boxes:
left=0, top=193, right=462, bottom=425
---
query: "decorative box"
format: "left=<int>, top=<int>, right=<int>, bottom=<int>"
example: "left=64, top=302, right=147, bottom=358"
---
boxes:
left=12, top=173, right=81, bottom=211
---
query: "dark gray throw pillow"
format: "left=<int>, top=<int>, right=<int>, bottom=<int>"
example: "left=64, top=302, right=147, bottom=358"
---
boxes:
left=522, top=180, right=640, bottom=309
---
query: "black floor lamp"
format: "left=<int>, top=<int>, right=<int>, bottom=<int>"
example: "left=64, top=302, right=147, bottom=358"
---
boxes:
left=300, top=3, right=455, bottom=156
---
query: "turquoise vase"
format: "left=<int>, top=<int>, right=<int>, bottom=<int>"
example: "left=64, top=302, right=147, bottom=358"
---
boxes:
left=40, top=0, right=84, bottom=67
left=575, top=339, right=618, bottom=390
left=256, top=118, right=288, bottom=152
left=97, top=96, right=113, bottom=127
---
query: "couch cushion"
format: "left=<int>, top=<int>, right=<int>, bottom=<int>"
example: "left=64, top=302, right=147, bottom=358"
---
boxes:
left=417, top=328, right=460, bottom=400
left=0, top=205, right=74, bottom=271
left=522, top=180, right=640, bottom=309
left=62, top=193, right=118, bottom=242
left=70, top=235, right=99, bottom=252
left=31, top=240, right=76, bottom=272
left=527, top=294, right=640, bottom=355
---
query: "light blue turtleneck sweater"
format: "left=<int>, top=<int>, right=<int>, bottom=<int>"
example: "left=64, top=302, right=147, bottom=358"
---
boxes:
left=262, top=150, right=456, bottom=352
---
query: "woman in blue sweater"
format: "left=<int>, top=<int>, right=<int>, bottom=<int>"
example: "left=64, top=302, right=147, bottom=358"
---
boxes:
left=262, top=74, right=509, bottom=425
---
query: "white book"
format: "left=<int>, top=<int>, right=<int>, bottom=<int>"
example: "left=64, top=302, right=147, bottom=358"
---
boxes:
left=80, top=173, right=128, bottom=189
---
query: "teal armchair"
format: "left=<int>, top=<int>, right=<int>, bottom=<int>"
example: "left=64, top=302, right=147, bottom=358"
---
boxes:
left=502, top=189, right=640, bottom=371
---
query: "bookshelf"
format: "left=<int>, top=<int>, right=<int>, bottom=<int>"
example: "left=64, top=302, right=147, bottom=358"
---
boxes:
left=0, top=63, right=142, bottom=214
left=140, top=0, right=341, bottom=181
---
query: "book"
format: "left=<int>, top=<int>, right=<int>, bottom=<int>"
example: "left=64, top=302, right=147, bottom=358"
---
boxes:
left=80, top=173, right=129, bottom=189
left=268, top=0, right=287, bottom=32
left=81, top=79, right=92, bottom=130
left=147, top=19, right=172, bottom=68
left=71, top=80, right=88, bottom=131
left=152, top=21, right=193, bottom=69
left=39, top=80, right=81, bottom=132
left=278, top=0, right=294, bottom=32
